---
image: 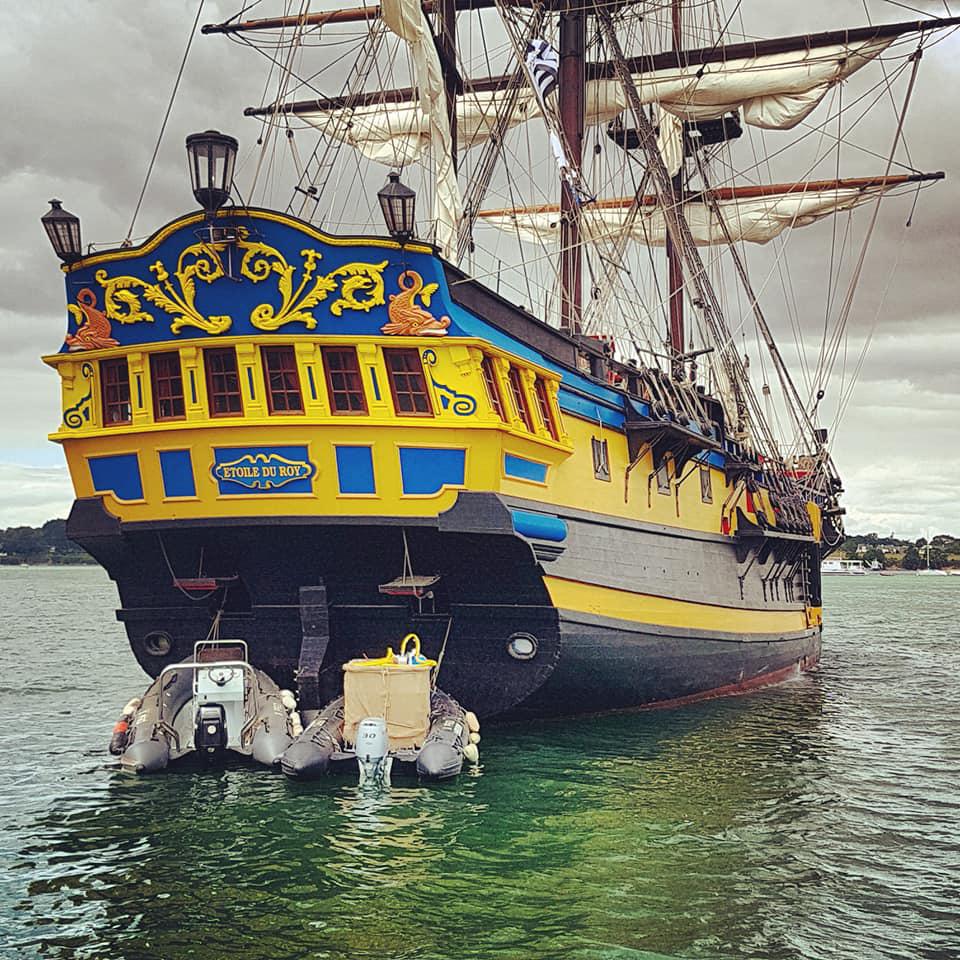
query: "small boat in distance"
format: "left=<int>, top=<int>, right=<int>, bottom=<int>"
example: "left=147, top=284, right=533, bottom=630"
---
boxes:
left=917, top=543, right=948, bottom=576
left=821, top=559, right=868, bottom=576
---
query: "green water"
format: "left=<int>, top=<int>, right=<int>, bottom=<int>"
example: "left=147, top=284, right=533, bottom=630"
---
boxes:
left=1, top=568, right=957, bottom=959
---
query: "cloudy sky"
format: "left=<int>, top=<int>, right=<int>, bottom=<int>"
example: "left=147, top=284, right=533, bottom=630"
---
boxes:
left=1, top=0, right=957, bottom=538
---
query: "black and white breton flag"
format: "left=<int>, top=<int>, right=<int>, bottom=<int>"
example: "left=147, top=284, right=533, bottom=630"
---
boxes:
left=525, top=38, right=560, bottom=101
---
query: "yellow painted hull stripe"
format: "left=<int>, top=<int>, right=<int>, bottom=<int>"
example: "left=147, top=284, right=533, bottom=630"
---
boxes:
left=543, top=576, right=813, bottom=635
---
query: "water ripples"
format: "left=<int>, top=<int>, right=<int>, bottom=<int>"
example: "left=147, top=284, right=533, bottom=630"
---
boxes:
left=1, top=568, right=958, bottom=959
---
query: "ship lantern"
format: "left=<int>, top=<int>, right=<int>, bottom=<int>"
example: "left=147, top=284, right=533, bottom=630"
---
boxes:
left=41, top=199, right=82, bottom=263
left=378, top=172, right=416, bottom=241
left=185, top=129, right=238, bottom=215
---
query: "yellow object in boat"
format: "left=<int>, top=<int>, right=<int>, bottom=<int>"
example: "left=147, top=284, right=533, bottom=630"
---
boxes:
left=345, top=633, right=437, bottom=670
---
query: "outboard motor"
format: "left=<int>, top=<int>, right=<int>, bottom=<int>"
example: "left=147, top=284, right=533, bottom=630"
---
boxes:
left=194, top=662, right=246, bottom=760
left=196, top=703, right=227, bottom=755
left=355, top=717, right=391, bottom=787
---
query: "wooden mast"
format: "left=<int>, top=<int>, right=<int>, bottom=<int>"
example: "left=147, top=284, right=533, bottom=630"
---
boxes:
left=558, top=1, right=585, bottom=335
left=438, top=0, right=459, bottom=174
left=666, top=0, right=684, bottom=375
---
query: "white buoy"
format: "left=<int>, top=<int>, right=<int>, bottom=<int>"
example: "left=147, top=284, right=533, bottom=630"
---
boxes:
left=121, top=697, right=142, bottom=718
left=469, top=731, right=481, bottom=745
left=280, top=691, right=297, bottom=712
left=464, top=711, right=480, bottom=734
left=463, top=742, right=479, bottom=764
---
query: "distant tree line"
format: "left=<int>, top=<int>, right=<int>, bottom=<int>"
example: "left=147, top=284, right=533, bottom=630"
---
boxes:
left=840, top=532, right=959, bottom=570
left=3, top=520, right=957, bottom=568
left=0, top=520, right=95, bottom=565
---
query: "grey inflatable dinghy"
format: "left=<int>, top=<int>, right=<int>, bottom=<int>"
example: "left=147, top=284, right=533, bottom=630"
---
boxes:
left=109, top=641, right=292, bottom=774
left=281, top=688, right=476, bottom=782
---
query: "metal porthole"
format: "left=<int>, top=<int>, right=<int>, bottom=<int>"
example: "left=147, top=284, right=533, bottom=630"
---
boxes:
left=143, top=631, right=173, bottom=657
left=506, top=633, right=538, bottom=661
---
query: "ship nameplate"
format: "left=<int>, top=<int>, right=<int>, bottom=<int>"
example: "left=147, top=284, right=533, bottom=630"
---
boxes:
left=211, top=446, right=317, bottom=494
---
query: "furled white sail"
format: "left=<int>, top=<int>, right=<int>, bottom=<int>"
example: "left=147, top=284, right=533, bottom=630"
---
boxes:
left=305, top=91, right=539, bottom=166
left=300, top=34, right=895, bottom=164
left=628, top=37, right=896, bottom=128
left=380, top=0, right=462, bottom=257
left=478, top=184, right=899, bottom=247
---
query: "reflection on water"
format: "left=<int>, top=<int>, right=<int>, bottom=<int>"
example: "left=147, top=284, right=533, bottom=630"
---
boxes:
left=1, top=568, right=957, bottom=959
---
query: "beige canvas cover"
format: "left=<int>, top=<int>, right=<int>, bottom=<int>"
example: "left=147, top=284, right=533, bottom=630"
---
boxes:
left=343, top=662, right=431, bottom=749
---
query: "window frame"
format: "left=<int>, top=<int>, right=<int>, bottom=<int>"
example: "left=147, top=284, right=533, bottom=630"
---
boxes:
left=507, top=366, right=534, bottom=431
left=699, top=464, right=713, bottom=504
left=321, top=346, right=368, bottom=415
left=203, top=347, right=244, bottom=418
left=100, top=357, right=132, bottom=427
left=481, top=356, right=506, bottom=421
left=261, top=345, right=304, bottom=415
left=656, top=458, right=672, bottom=495
left=383, top=348, right=434, bottom=417
left=592, top=437, right=610, bottom=482
left=533, top=377, right=559, bottom=440
left=149, top=351, right=186, bottom=422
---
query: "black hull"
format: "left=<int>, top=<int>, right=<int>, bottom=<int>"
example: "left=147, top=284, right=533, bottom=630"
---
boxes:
left=68, top=494, right=822, bottom=720
left=524, top=613, right=820, bottom=718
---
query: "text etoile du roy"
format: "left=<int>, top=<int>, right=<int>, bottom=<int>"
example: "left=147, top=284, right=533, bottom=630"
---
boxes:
left=218, top=463, right=308, bottom=479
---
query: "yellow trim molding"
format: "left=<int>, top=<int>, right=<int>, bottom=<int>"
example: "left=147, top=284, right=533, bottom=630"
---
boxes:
left=543, top=576, right=811, bottom=634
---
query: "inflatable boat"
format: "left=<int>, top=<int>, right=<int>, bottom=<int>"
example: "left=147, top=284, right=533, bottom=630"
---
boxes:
left=281, top=635, right=480, bottom=783
left=109, top=640, right=293, bottom=773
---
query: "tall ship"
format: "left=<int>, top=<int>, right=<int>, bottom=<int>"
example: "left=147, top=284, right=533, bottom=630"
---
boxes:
left=39, top=2, right=956, bottom=720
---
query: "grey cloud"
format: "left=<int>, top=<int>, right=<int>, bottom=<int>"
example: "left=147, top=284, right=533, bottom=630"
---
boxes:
left=0, top=464, right=74, bottom=527
left=2, top=0, right=959, bottom=537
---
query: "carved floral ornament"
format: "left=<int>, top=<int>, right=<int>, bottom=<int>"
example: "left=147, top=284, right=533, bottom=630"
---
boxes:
left=87, top=229, right=390, bottom=337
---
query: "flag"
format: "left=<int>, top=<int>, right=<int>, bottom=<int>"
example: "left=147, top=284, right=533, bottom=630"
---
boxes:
left=525, top=38, right=559, bottom=102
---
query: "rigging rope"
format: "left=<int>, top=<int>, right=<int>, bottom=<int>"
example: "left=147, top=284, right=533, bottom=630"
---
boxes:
left=125, top=0, right=205, bottom=244
left=815, top=46, right=925, bottom=419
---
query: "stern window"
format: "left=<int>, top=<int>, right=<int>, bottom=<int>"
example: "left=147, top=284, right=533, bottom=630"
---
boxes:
left=204, top=348, right=243, bottom=417
left=150, top=351, right=185, bottom=421
left=533, top=377, right=559, bottom=440
left=262, top=346, right=303, bottom=414
left=384, top=348, right=433, bottom=416
left=481, top=356, right=506, bottom=421
left=101, top=358, right=131, bottom=426
left=322, top=347, right=367, bottom=414
left=508, top=367, right=534, bottom=431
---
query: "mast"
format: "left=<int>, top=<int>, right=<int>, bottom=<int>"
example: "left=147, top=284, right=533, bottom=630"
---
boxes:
left=438, top=0, right=459, bottom=174
left=666, top=0, right=684, bottom=375
left=558, top=1, right=585, bottom=335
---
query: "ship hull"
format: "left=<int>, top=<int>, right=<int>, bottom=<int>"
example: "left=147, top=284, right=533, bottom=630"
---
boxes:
left=69, top=492, right=821, bottom=719
left=527, top=613, right=819, bottom=717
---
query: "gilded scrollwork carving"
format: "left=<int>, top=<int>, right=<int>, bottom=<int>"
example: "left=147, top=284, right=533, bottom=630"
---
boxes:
left=91, top=233, right=388, bottom=336
left=238, top=242, right=387, bottom=330
left=95, top=239, right=232, bottom=336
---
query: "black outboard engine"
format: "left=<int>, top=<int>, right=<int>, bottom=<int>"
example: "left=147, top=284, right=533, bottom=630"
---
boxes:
left=196, top=703, right=227, bottom=756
